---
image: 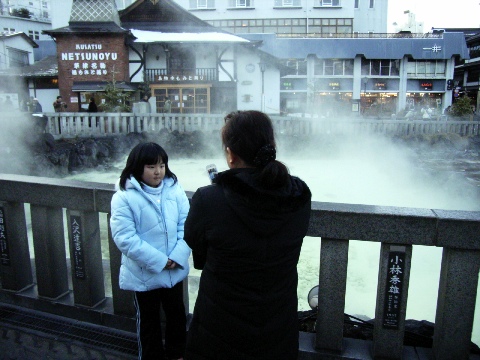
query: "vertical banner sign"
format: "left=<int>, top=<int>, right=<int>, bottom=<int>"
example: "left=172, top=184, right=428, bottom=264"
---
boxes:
left=383, top=251, right=405, bottom=329
left=71, top=215, right=85, bottom=279
left=0, top=207, right=10, bottom=266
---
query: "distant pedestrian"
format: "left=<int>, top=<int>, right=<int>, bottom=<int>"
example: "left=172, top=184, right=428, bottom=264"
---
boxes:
left=32, top=98, right=43, bottom=113
left=87, top=97, right=98, bottom=113
left=164, top=97, right=171, bottom=113
left=4, top=96, right=14, bottom=111
left=53, top=96, right=67, bottom=112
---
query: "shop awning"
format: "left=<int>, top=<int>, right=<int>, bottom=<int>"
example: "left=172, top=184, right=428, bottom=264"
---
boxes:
left=71, top=81, right=137, bottom=92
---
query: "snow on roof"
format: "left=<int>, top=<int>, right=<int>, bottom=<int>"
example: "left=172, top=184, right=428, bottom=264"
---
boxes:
left=130, top=29, right=249, bottom=44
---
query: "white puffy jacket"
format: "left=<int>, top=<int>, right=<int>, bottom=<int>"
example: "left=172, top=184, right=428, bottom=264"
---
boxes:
left=110, top=176, right=191, bottom=291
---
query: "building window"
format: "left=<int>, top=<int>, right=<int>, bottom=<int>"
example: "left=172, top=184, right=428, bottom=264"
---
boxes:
left=361, top=59, right=400, bottom=76
left=28, top=30, right=39, bottom=40
left=3, top=28, right=15, bottom=33
left=8, top=48, right=29, bottom=67
left=354, top=0, right=359, bottom=8
left=209, top=17, right=352, bottom=35
left=315, top=59, right=354, bottom=76
left=369, top=0, right=374, bottom=8
left=314, top=0, right=341, bottom=6
left=274, top=0, right=301, bottom=6
left=228, top=0, right=254, bottom=7
left=406, top=60, right=446, bottom=77
left=281, top=59, right=307, bottom=76
left=189, top=0, right=215, bottom=9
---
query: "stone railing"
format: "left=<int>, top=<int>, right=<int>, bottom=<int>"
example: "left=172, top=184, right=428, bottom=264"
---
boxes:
left=0, top=174, right=479, bottom=359
left=38, top=112, right=480, bottom=139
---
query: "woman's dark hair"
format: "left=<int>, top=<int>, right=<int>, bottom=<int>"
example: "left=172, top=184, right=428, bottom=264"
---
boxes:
left=222, top=110, right=289, bottom=188
left=119, top=142, right=177, bottom=190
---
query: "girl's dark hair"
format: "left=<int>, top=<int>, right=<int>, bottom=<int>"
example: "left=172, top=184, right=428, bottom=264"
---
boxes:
left=222, top=110, right=289, bottom=188
left=119, top=142, right=177, bottom=190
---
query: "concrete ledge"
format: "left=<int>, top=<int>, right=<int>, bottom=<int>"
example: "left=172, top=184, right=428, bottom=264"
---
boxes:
left=299, top=331, right=480, bottom=360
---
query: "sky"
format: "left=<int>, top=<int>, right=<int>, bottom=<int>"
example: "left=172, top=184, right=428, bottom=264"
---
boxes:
left=387, top=0, right=480, bottom=32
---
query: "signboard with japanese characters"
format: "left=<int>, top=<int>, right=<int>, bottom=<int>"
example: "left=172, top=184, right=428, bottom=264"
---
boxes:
left=0, top=207, right=10, bottom=266
left=383, top=251, right=405, bottom=329
left=329, top=82, right=340, bottom=90
left=420, top=81, right=433, bottom=90
left=70, top=215, right=86, bottom=279
left=60, top=44, right=118, bottom=78
left=157, top=75, right=206, bottom=82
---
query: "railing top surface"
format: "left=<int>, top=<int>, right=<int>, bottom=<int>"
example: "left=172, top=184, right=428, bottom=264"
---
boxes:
left=1, top=173, right=479, bottom=250
left=3, top=111, right=480, bottom=125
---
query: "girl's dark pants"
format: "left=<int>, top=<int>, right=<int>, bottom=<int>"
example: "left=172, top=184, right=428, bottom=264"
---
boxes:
left=134, top=282, right=186, bottom=359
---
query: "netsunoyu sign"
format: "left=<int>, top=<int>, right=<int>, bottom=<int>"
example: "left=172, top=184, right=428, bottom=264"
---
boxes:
left=60, top=43, right=118, bottom=77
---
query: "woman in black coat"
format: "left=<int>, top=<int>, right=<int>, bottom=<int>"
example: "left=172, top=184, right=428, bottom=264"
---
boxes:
left=185, top=110, right=311, bottom=360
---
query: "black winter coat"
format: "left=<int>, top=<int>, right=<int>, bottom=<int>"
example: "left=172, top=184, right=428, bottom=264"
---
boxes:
left=184, top=168, right=311, bottom=360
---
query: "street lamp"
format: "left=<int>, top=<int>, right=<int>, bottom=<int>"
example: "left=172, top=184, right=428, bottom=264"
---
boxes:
left=259, top=61, right=266, bottom=112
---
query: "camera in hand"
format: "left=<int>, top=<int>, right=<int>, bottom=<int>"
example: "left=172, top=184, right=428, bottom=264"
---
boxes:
left=206, top=164, right=218, bottom=183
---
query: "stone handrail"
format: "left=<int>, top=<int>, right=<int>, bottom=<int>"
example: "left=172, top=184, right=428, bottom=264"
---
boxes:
left=0, top=174, right=479, bottom=359
left=39, top=112, right=480, bottom=139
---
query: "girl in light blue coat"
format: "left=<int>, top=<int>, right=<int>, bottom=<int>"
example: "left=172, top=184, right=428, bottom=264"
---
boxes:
left=110, top=142, right=190, bottom=360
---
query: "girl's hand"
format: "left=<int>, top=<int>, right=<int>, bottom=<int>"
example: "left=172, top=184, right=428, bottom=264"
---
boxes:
left=165, top=259, right=177, bottom=270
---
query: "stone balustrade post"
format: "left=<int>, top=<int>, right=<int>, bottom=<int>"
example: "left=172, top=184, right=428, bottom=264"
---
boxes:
left=0, top=201, right=33, bottom=291
left=373, top=244, right=412, bottom=359
left=67, top=210, right=105, bottom=307
left=30, top=205, right=69, bottom=299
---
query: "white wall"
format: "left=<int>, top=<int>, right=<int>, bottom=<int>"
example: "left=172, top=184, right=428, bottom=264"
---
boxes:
left=0, top=15, right=52, bottom=41
left=236, top=48, right=280, bottom=114
left=50, top=0, right=72, bottom=29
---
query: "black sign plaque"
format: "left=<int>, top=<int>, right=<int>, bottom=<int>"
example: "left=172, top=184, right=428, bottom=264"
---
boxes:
left=383, top=251, right=405, bottom=329
left=0, top=207, right=10, bottom=266
left=71, top=215, right=85, bottom=279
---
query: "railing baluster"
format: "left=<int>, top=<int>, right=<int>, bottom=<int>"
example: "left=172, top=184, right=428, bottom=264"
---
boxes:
left=66, top=210, right=105, bottom=307
left=433, top=248, right=480, bottom=360
left=30, top=204, right=69, bottom=299
left=316, top=237, right=349, bottom=353
left=373, top=244, right=412, bottom=359
left=107, top=213, right=135, bottom=316
left=0, top=201, right=33, bottom=291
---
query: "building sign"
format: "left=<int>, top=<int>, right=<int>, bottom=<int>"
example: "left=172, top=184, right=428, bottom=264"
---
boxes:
left=157, top=75, right=205, bottom=82
left=282, top=81, right=293, bottom=90
left=70, top=216, right=85, bottom=279
left=329, top=82, right=340, bottom=90
left=420, top=81, right=433, bottom=90
left=375, top=82, right=387, bottom=90
left=0, top=206, right=10, bottom=266
left=61, top=43, right=118, bottom=77
left=383, top=251, right=405, bottom=329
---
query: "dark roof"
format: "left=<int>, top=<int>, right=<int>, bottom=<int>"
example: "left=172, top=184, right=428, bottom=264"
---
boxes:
left=439, top=28, right=480, bottom=38
left=43, top=22, right=130, bottom=35
left=239, top=33, right=470, bottom=60
left=120, top=0, right=216, bottom=33
left=0, top=55, right=57, bottom=77
left=72, top=81, right=137, bottom=92
left=0, top=31, right=38, bottom=48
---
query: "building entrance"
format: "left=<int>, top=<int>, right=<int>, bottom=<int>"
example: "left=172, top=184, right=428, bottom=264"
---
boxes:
left=151, top=85, right=211, bottom=113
